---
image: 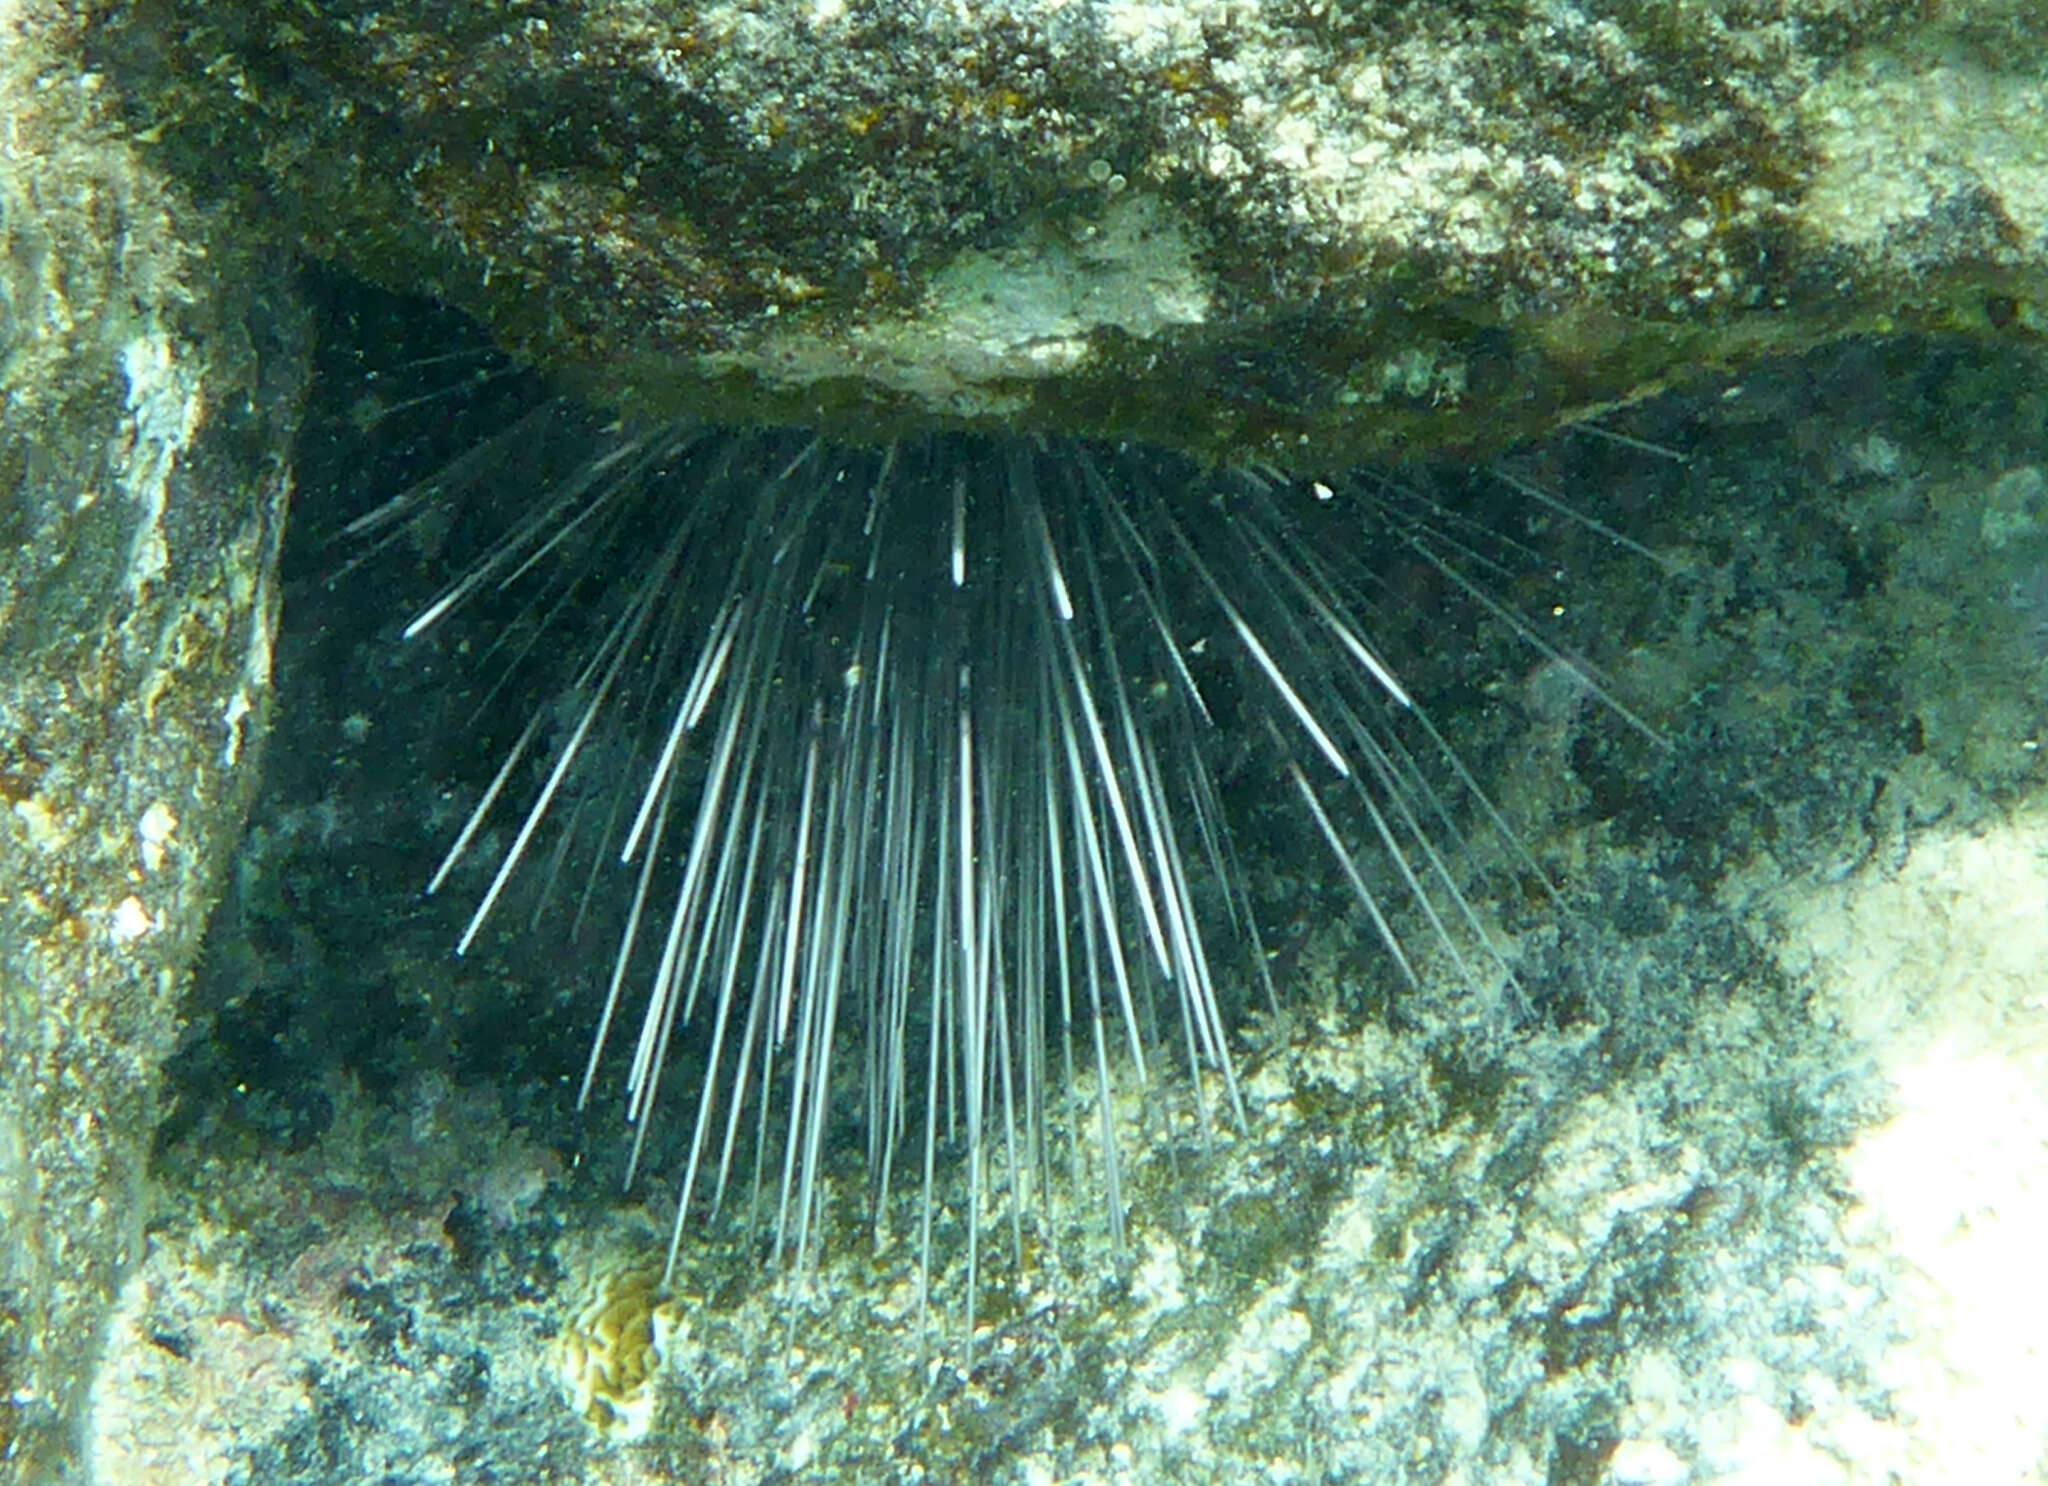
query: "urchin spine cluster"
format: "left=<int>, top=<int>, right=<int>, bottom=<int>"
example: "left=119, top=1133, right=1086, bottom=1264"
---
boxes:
left=357, top=416, right=1596, bottom=1336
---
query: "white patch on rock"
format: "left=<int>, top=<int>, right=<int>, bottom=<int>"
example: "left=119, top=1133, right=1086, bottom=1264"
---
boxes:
left=1741, top=802, right=2048, bottom=1483
left=118, top=330, right=205, bottom=599
left=109, top=894, right=153, bottom=941
left=1803, top=47, right=2048, bottom=260
left=714, top=194, right=1210, bottom=411
left=136, top=800, right=177, bottom=873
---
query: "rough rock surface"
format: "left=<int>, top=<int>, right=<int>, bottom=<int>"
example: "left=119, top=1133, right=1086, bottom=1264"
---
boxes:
left=0, top=3, right=306, bottom=1479
left=102, top=322, right=2048, bottom=1482
left=92, top=0, right=2048, bottom=463
left=15, top=0, right=2048, bottom=1480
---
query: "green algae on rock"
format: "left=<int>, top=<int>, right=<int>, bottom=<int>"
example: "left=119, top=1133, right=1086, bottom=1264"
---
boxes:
left=92, top=0, right=2048, bottom=465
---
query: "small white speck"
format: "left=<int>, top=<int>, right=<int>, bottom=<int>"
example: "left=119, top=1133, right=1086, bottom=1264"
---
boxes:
left=1154, top=1383, right=1205, bottom=1433
left=137, top=801, right=178, bottom=873
left=1609, top=1437, right=1689, bottom=1485
left=111, top=896, right=154, bottom=941
left=221, top=690, right=254, bottom=767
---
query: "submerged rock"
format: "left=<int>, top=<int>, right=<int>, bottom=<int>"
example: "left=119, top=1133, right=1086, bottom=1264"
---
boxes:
left=0, top=7, right=306, bottom=1479
left=93, top=0, right=2048, bottom=463
left=20, top=1, right=2048, bottom=1480
left=113, top=314, right=2048, bottom=1482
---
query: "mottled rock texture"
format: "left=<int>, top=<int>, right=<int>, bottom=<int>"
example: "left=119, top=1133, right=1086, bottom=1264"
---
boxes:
left=92, top=0, right=2048, bottom=464
left=0, top=4, right=305, bottom=1479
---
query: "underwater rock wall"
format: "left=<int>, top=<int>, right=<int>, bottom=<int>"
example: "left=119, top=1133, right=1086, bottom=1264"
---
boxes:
left=91, top=0, right=2048, bottom=463
left=0, top=4, right=305, bottom=1478
left=8, top=0, right=2048, bottom=1481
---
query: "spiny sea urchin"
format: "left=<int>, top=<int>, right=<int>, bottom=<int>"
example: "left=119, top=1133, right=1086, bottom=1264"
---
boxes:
left=299, top=274, right=1660, bottom=1349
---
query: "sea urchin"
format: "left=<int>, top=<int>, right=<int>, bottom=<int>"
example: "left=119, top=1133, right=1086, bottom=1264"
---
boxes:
left=332, top=307, right=1644, bottom=1349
